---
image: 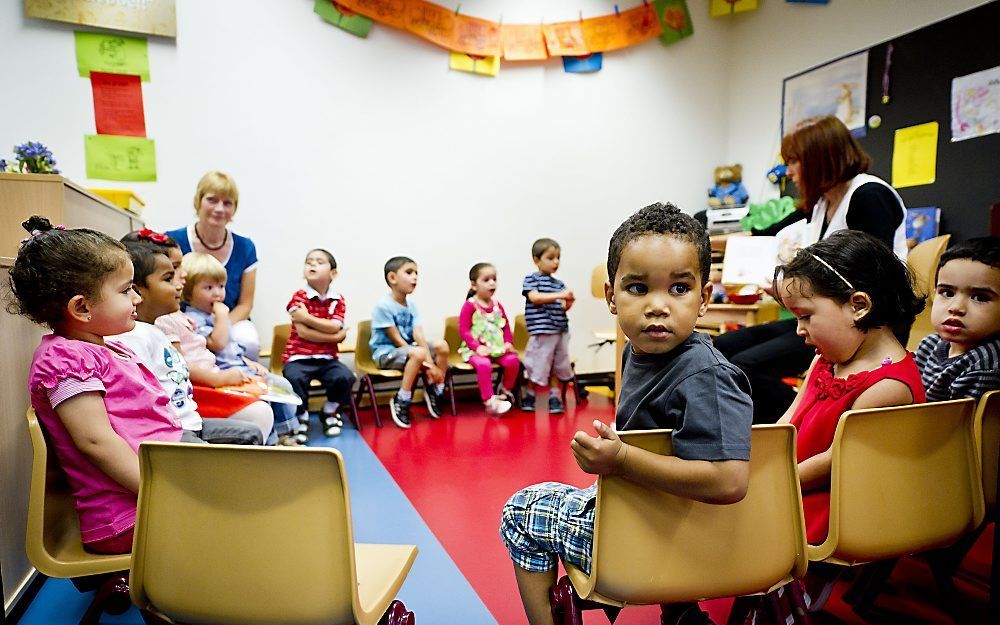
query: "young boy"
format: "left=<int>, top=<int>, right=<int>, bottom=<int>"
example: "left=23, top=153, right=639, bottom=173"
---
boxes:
left=500, top=203, right=753, bottom=625
left=915, top=237, right=1000, bottom=401
left=112, top=239, right=262, bottom=445
left=369, top=256, right=449, bottom=428
left=182, top=252, right=305, bottom=445
left=283, top=249, right=356, bottom=437
left=521, top=238, right=575, bottom=414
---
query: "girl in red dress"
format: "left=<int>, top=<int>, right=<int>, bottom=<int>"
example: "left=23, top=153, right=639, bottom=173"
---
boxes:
left=775, top=230, right=926, bottom=546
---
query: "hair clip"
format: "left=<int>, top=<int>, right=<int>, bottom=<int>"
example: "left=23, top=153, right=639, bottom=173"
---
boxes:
left=137, top=228, right=169, bottom=244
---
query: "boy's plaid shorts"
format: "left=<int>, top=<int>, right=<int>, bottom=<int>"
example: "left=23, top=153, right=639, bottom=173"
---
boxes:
left=500, top=481, right=597, bottom=573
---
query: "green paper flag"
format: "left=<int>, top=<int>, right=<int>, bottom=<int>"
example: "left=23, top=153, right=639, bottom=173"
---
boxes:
left=654, top=0, right=694, bottom=45
left=75, top=31, right=150, bottom=81
left=314, top=0, right=373, bottom=38
left=85, top=134, right=156, bottom=182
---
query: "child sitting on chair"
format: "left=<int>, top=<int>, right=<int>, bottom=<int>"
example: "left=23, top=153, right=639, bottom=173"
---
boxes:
left=915, top=237, right=1000, bottom=401
left=501, top=203, right=753, bottom=625
left=181, top=253, right=304, bottom=446
left=283, top=248, right=356, bottom=438
left=369, top=256, right=449, bottom=429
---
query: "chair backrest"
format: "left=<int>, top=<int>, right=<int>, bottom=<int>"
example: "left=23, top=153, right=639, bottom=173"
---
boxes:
left=444, top=315, right=462, bottom=360
left=513, top=314, right=528, bottom=354
left=820, top=399, right=983, bottom=564
left=587, top=425, right=807, bottom=604
left=354, top=319, right=378, bottom=371
left=591, top=264, right=609, bottom=298
left=131, top=443, right=359, bottom=625
left=976, top=390, right=1000, bottom=515
left=24, top=409, right=131, bottom=577
left=269, top=323, right=291, bottom=375
left=905, top=235, right=950, bottom=350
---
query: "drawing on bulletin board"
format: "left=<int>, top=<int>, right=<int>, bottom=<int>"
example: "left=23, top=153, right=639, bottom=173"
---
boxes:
left=782, top=50, right=868, bottom=137
left=85, top=135, right=156, bottom=182
left=905, top=207, right=941, bottom=250
left=75, top=31, right=151, bottom=82
left=892, top=121, right=938, bottom=188
left=951, top=65, right=1000, bottom=142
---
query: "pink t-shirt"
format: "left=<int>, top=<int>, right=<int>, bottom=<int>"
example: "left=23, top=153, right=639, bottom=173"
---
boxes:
left=28, top=334, right=182, bottom=544
left=155, top=311, right=217, bottom=370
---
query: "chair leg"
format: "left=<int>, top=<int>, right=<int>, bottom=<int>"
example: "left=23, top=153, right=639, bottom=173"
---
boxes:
left=726, top=596, right=761, bottom=625
left=78, top=574, right=130, bottom=625
left=445, top=371, right=457, bottom=416
left=139, top=609, right=174, bottom=625
left=346, top=389, right=362, bottom=431
left=785, top=581, right=813, bottom=625
left=550, top=576, right=584, bottom=625
left=377, top=600, right=414, bottom=625
left=764, top=589, right=790, bottom=625
left=361, top=375, right=382, bottom=428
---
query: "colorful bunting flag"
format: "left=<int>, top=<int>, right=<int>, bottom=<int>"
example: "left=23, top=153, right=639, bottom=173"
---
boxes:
left=449, top=52, right=499, bottom=77
left=501, top=24, right=547, bottom=61
left=709, top=0, right=758, bottom=17
left=314, top=0, right=373, bottom=38
left=654, top=0, right=693, bottom=45
left=562, top=53, right=603, bottom=74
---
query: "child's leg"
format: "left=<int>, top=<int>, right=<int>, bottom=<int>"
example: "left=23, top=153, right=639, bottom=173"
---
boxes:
left=522, top=335, right=556, bottom=393
left=199, top=417, right=264, bottom=445
left=551, top=332, right=574, bottom=386
left=468, top=355, right=495, bottom=402
left=401, top=345, right=429, bottom=393
left=319, top=360, right=356, bottom=410
left=428, top=340, right=450, bottom=386
left=498, top=352, right=521, bottom=392
left=229, top=401, right=275, bottom=441
left=281, top=360, right=314, bottom=417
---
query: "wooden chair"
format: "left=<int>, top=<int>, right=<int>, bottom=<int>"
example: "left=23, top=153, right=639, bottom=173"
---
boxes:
left=549, top=424, right=809, bottom=625
left=442, top=315, right=519, bottom=412
left=513, top=314, right=582, bottom=405
left=24, top=409, right=132, bottom=625
left=905, top=234, right=950, bottom=351
left=267, top=323, right=361, bottom=430
left=131, top=442, right=418, bottom=625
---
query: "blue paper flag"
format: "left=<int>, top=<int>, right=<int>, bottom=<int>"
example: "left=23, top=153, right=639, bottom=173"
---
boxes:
left=562, top=53, right=603, bottom=73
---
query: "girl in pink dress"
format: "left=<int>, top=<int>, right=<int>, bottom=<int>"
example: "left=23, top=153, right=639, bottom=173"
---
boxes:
left=775, top=231, right=926, bottom=546
left=11, top=216, right=182, bottom=554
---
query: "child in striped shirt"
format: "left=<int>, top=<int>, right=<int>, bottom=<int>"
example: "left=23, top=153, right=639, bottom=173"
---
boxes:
left=915, top=237, right=1000, bottom=402
left=521, top=238, right=575, bottom=414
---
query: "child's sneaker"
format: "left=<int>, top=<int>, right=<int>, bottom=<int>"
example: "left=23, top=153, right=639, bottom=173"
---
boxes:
left=294, top=421, right=309, bottom=435
left=390, top=395, right=412, bottom=428
left=548, top=395, right=565, bottom=415
left=323, top=414, right=343, bottom=437
left=297, top=412, right=310, bottom=425
left=520, top=393, right=536, bottom=411
left=277, top=435, right=301, bottom=447
left=485, top=395, right=512, bottom=416
left=424, top=387, right=444, bottom=419
left=294, top=432, right=309, bottom=444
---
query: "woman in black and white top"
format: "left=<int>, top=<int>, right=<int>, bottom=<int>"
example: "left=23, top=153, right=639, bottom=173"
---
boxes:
left=716, top=115, right=908, bottom=423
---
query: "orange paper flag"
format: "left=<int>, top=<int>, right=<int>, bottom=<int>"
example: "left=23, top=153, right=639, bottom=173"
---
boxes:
left=542, top=21, right=589, bottom=57
left=501, top=24, right=547, bottom=61
left=337, top=0, right=408, bottom=29
left=582, top=5, right=662, bottom=53
left=402, top=0, right=500, bottom=56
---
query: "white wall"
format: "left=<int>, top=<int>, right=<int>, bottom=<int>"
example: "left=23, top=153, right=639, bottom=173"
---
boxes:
left=724, top=0, right=993, bottom=202
left=0, top=0, right=737, bottom=373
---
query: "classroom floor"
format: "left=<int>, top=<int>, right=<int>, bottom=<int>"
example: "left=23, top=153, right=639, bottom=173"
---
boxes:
left=14, top=392, right=993, bottom=625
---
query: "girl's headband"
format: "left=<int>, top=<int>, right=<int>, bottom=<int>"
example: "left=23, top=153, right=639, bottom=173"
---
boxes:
left=802, top=249, right=854, bottom=290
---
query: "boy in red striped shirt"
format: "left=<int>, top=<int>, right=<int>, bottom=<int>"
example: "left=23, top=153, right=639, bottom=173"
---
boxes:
left=283, top=249, right=356, bottom=437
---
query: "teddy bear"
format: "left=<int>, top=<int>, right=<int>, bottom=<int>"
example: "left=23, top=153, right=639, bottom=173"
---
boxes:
left=708, top=164, right=749, bottom=208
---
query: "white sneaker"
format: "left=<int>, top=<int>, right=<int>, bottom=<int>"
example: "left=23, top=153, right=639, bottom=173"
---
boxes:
left=323, top=414, right=343, bottom=437
left=485, top=396, right=512, bottom=416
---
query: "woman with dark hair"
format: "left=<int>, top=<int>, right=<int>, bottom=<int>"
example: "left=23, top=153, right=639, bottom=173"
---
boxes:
left=715, top=115, right=909, bottom=423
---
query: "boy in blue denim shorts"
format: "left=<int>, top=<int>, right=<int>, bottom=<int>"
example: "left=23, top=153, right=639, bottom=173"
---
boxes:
left=500, top=203, right=753, bottom=625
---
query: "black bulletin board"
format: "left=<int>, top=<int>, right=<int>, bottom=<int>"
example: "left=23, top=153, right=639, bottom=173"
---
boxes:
left=857, top=1, right=1000, bottom=243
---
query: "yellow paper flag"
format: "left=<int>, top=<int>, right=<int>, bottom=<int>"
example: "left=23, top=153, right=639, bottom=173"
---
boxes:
left=449, top=52, right=499, bottom=77
left=892, top=122, right=939, bottom=188
left=710, top=0, right=758, bottom=18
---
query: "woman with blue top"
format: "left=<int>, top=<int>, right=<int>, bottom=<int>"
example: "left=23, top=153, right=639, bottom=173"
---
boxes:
left=166, top=171, right=261, bottom=360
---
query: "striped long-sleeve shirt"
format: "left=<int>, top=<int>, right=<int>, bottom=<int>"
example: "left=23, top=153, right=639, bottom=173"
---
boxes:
left=914, top=333, right=1000, bottom=402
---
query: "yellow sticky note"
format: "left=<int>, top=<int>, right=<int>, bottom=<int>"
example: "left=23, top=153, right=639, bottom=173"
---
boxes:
left=449, top=52, right=499, bottom=77
left=710, top=0, right=758, bottom=17
left=892, top=122, right=939, bottom=188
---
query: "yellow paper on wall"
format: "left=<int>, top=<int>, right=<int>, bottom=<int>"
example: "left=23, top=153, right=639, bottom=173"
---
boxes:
left=710, top=0, right=758, bottom=17
left=892, top=122, right=939, bottom=188
left=449, top=52, right=499, bottom=77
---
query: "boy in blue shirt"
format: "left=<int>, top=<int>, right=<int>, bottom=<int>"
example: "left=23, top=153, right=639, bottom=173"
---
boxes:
left=501, top=203, right=753, bottom=625
left=521, top=238, right=576, bottom=414
left=370, top=256, right=449, bottom=428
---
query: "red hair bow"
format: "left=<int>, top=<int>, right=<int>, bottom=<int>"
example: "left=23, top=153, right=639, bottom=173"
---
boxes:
left=137, top=228, right=168, bottom=244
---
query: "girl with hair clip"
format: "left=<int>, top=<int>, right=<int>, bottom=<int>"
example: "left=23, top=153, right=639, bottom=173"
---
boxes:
left=458, top=263, right=519, bottom=415
left=775, top=230, right=926, bottom=552
left=10, top=216, right=182, bottom=554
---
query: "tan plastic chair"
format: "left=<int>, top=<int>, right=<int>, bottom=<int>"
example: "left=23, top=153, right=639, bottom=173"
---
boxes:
left=25, top=409, right=132, bottom=625
left=130, top=442, right=418, bottom=625
left=591, top=263, right=609, bottom=298
left=809, top=400, right=983, bottom=567
left=905, top=234, right=950, bottom=351
left=975, top=390, right=1000, bottom=516
left=442, top=315, right=517, bottom=411
left=550, top=425, right=808, bottom=624
left=353, top=319, right=403, bottom=428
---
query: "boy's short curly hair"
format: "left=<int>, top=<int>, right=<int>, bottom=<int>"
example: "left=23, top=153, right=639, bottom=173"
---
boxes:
left=938, top=237, right=1000, bottom=272
left=607, top=202, right=711, bottom=286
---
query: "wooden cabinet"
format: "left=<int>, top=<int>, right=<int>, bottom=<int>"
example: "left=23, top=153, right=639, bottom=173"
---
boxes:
left=0, top=173, right=141, bottom=612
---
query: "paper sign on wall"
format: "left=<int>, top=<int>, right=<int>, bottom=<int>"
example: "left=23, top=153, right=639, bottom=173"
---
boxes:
left=580, top=5, right=662, bottom=53
left=563, top=53, right=603, bottom=74
left=501, top=24, right=547, bottom=61
left=710, top=0, right=758, bottom=17
left=892, top=122, right=938, bottom=188
left=26, top=0, right=176, bottom=37
left=654, top=0, right=694, bottom=45
left=75, top=31, right=150, bottom=81
left=542, top=22, right=589, bottom=57
left=314, top=0, right=373, bottom=38
left=91, top=72, right=146, bottom=137
left=449, top=52, right=499, bottom=77
left=85, top=134, right=156, bottom=182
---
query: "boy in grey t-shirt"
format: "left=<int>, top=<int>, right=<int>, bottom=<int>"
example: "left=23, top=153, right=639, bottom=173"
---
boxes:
left=500, top=203, right=753, bottom=625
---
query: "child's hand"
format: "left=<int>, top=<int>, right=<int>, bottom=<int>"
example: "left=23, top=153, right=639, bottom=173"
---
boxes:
left=289, top=306, right=310, bottom=323
left=570, top=420, right=627, bottom=476
left=245, top=359, right=268, bottom=376
left=221, top=369, right=251, bottom=386
left=564, top=289, right=575, bottom=301
left=476, top=345, right=492, bottom=357
left=503, top=342, right=516, bottom=354
left=212, top=301, right=230, bottom=317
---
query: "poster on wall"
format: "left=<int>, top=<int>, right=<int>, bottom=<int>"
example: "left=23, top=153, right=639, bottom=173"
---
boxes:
left=25, top=0, right=176, bottom=37
left=782, top=50, right=868, bottom=137
left=950, top=65, right=1000, bottom=142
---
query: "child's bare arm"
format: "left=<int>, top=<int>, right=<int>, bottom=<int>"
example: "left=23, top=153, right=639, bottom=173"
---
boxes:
left=294, top=323, right=346, bottom=344
left=289, top=306, right=343, bottom=333
left=526, top=290, right=570, bottom=305
left=189, top=362, right=248, bottom=387
left=571, top=421, right=749, bottom=504
left=204, top=303, right=231, bottom=352
left=412, top=326, right=430, bottom=349
left=383, top=324, right=409, bottom=348
left=55, top=392, right=141, bottom=493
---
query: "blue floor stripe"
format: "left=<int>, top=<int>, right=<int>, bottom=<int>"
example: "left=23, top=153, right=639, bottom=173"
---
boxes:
left=16, top=420, right=497, bottom=624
